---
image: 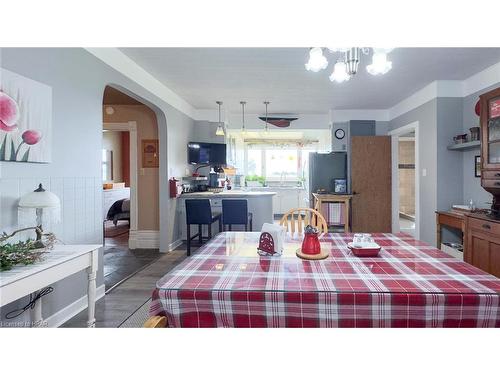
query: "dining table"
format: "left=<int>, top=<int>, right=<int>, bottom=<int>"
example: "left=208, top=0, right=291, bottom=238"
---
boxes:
left=149, top=232, right=500, bottom=328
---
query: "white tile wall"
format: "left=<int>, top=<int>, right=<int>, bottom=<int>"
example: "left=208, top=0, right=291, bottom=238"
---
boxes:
left=0, top=176, right=102, bottom=245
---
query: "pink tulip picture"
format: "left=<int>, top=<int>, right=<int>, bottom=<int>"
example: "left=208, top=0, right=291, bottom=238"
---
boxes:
left=0, top=92, right=20, bottom=132
left=1, top=69, right=52, bottom=163
left=22, top=130, right=42, bottom=145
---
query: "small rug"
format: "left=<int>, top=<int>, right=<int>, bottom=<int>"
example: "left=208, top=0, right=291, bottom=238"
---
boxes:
left=118, top=298, right=151, bottom=328
left=104, top=221, right=130, bottom=238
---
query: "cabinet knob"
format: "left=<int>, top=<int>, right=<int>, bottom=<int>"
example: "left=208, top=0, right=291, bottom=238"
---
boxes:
left=482, top=224, right=491, bottom=230
left=495, top=182, right=500, bottom=186
left=495, top=173, right=500, bottom=177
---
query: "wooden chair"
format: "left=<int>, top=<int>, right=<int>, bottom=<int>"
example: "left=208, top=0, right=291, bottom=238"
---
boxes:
left=279, top=208, right=328, bottom=235
left=143, top=315, right=168, bottom=328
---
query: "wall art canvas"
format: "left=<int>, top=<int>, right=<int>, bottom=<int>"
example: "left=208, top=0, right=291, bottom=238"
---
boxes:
left=0, top=68, right=52, bottom=163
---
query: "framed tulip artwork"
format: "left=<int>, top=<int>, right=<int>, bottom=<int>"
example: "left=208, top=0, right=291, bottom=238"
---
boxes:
left=0, top=68, right=52, bottom=163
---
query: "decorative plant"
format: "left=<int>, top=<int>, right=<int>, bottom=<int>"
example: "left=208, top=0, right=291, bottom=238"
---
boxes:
left=245, top=174, right=266, bottom=186
left=0, top=227, right=56, bottom=271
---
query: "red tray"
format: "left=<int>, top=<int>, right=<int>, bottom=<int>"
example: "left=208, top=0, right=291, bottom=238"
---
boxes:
left=347, top=243, right=381, bottom=257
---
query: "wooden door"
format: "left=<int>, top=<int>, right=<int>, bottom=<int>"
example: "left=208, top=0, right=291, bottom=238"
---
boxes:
left=351, top=136, right=392, bottom=232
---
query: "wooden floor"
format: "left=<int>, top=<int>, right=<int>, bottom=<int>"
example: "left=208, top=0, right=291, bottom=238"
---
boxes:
left=63, top=243, right=198, bottom=328
left=103, top=231, right=161, bottom=291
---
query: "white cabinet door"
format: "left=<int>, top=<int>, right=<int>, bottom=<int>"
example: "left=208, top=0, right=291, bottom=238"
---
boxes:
left=280, top=190, right=298, bottom=214
left=272, top=192, right=282, bottom=215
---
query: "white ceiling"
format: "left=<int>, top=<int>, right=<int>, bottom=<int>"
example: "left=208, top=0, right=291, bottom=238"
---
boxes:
left=120, top=48, right=500, bottom=114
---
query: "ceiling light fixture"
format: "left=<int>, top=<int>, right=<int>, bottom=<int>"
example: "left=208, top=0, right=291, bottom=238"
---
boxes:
left=306, top=47, right=395, bottom=83
left=305, top=47, right=328, bottom=72
left=240, top=101, right=247, bottom=134
left=215, top=101, right=225, bottom=136
left=329, top=60, right=351, bottom=83
left=366, top=52, right=393, bottom=75
left=263, top=101, right=270, bottom=132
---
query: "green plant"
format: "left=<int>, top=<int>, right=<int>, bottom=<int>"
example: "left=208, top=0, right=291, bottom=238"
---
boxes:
left=245, top=175, right=266, bottom=186
left=0, top=227, right=55, bottom=271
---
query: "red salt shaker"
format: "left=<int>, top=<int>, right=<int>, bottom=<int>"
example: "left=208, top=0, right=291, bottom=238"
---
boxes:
left=301, top=226, right=321, bottom=255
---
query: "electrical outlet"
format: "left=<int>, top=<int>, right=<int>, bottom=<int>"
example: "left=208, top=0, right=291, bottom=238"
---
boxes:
left=422, top=168, right=427, bottom=177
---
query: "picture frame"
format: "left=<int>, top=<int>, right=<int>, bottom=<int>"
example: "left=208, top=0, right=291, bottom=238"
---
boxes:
left=142, top=139, right=159, bottom=168
left=475, top=155, right=481, bottom=177
left=333, top=178, right=347, bottom=193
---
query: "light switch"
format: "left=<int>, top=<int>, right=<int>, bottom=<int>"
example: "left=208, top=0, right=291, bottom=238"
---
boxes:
left=422, top=168, right=427, bottom=177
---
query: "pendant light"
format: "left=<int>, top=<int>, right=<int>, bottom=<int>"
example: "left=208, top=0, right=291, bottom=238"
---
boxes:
left=240, top=101, right=247, bottom=134
left=215, top=101, right=225, bottom=136
left=263, top=101, right=270, bottom=132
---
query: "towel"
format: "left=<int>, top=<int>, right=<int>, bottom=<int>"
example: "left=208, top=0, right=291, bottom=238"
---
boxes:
left=259, top=223, right=286, bottom=255
left=321, top=203, right=345, bottom=226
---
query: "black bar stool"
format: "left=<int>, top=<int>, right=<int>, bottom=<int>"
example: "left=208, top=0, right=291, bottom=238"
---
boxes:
left=185, top=199, right=222, bottom=256
left=222, top=199, right=253, bottom=232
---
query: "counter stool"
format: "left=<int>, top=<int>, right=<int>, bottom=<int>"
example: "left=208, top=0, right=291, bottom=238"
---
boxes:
left=186, top=199, right=222, bottom=256
left=222, top=199, right=253, bottom=232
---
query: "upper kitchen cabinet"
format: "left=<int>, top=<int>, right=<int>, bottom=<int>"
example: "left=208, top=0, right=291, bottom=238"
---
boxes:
left=480, top=87, right=500, bottom=213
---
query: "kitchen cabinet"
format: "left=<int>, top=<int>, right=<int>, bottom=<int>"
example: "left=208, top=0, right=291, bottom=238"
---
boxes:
left=479, top=86, right=500, bottom=214
left=272, top=188, right=307, bottom=215
left=464, top=213, right=500, bottom=278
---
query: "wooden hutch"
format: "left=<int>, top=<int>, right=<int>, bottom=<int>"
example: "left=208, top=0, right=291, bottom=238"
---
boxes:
left=464, top=86, right=500, bottom=278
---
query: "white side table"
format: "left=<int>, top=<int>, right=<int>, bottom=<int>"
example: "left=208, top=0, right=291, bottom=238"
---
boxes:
left=1, top=244, right=100, bottom=327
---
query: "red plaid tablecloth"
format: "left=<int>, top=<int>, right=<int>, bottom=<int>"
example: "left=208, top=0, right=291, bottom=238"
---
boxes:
left=150, top=232, right=500, bottom=328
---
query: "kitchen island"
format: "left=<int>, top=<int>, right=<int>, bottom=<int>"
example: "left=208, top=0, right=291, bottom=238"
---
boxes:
left=177, top=190, right=276, bottom=240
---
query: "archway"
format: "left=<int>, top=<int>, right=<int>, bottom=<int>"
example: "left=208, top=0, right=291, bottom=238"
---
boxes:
left=101, top=85, right=164, bottom=291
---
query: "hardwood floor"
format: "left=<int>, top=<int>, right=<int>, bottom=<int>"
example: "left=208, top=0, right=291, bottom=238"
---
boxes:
left=103, top=232, right=161, bottom=291
left=62, top=243, right=198, bottom=328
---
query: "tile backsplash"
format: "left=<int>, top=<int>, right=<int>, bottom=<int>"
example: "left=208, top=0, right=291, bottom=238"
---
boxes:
left=0, top=176, right=102, bottom=245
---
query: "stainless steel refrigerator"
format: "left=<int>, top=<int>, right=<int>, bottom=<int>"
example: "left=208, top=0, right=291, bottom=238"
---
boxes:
left=308, top=152, right=347, bottom=203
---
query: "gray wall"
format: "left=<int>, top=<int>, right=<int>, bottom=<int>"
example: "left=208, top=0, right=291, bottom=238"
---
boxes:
left=437, top=97, right=464, bottom=211
left=0, top=48, right=194, bottom=325
left=389, top=99, right=438, bottom=245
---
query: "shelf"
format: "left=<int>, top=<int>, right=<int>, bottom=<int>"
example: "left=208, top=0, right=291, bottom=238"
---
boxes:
left=447, top=141, right=481, bottom=151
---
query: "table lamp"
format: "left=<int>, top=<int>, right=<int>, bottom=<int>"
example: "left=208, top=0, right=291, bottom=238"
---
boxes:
left=18, top=183, right=61, bottom=244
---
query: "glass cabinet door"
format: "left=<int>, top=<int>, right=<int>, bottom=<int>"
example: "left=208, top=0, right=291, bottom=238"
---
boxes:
left=487, top=96, right=500, bottom=164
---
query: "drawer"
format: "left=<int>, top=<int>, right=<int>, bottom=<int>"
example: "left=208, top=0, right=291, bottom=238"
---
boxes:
left=468, top=217, right=500, bottom=236
left=482, top=171, right=500, bottom=179
left=481, top=179, right=500, bottom=189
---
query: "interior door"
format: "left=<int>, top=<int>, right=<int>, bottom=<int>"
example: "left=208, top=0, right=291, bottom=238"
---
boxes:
left=351, top=136, right=392, bottom=232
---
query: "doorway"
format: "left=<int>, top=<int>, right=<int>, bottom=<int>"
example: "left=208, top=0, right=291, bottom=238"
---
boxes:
left=389, top=122, right=420, bottom=239
left=101, top=86, right=161, bottom=292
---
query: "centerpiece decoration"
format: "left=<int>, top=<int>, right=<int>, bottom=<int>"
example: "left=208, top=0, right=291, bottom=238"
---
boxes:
left=296, top=225, right=329, bottom=260
left=0, top=227, right=56, bottom=271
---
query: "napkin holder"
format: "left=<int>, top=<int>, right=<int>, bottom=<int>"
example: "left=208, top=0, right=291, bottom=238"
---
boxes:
left=257, top=223, right=285, bottom=256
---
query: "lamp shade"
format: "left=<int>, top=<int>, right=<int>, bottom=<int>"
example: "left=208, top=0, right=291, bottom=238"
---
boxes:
left=18, top=184, right=60, bottom=209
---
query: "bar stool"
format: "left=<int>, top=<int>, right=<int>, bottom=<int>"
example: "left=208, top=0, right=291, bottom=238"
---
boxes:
left=185, top=199, right=222, bottom=256
left=222, top=199, right=253, bottom=232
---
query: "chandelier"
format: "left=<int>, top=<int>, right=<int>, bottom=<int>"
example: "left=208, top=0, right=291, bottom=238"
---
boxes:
left=305, top=47, right=394, bottom=83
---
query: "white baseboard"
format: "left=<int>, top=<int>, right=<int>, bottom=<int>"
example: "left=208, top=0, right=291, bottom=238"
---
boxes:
left=46, top=284, right=105, bottom=328
left=129, top=230, right=159, bottom=249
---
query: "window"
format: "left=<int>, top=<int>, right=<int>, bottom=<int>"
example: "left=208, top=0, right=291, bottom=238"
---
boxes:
left=102, top=149, right=113, bottom=181
left=265, top=149, right=298, bottom=180
left=246, top=149, right=262, bottom=176
left=245, top=146, right=309, bottom=182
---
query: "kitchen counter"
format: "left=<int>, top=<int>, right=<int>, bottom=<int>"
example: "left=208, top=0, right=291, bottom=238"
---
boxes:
left=179, top=190, right=276, bottom=198
left=176, top=190, right=275, bottom=239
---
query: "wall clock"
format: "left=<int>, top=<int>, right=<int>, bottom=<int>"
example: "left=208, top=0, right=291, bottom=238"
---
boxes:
left=334, top=128, right=345, bottom=140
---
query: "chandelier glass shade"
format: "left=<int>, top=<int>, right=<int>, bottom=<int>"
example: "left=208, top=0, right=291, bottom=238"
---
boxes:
left=329, top=60, right=351, bottom=83
left=305, top=47, right=328, bottom=72
left=306, top=47, right=394, bottom=83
